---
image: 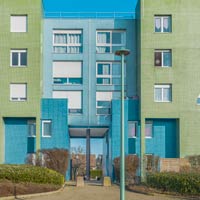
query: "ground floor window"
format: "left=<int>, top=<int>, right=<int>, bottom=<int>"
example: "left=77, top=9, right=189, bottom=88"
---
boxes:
left=42, top=120, right=52, bottom=137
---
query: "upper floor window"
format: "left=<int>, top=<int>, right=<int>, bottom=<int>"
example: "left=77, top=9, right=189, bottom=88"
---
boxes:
left=53, top=91, right=82, bottom=114
left=10, top=49, right=27, bottom=67
left=96, top=62, right=123, bottom=85
left=154, top=15, right=171, bottom=33
left=53, top=61, right=82, bottom=85
left=10, top=83, right=27, bottom=101
left=53, top=30, right=82, bottom=54
left=197, top=94, right=200, bottom=105
left=96, top=92, right=112, bottom=115
left=154, top=84, right=172, bottom=102
left=96, top=30, right=126, bottom=53
left=96, top=91, right=120, bottom=115
left=10, top=15, right=27, bottom=32
left=155, top=49, right=171, bottom=67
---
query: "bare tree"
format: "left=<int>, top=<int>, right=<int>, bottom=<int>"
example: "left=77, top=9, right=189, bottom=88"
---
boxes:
left=71, top=146, right=85, bottom=180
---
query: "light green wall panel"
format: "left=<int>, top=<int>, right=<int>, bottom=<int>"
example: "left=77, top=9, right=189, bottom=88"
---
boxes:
left=140, top=0, right=200, bottom=157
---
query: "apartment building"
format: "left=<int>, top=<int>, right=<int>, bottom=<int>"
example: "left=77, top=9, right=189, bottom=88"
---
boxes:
left=1, top=0, right=200, bottom=179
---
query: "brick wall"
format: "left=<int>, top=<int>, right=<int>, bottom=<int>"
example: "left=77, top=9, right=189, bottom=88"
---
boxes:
left=160, top=158, right=190, bottom=172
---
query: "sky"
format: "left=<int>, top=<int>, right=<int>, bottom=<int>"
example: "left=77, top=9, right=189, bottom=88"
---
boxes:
left=42, top=0, right=138, bottom=13
left=71, top=138, right=103, bottom=157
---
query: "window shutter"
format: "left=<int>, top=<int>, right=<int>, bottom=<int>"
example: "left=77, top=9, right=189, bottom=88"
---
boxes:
left=53, top=62, right=81, bottom=77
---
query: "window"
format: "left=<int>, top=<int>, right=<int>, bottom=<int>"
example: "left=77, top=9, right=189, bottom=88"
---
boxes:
left=53, top=61, right=82, bottom=84
left=128, top=121, right=137, bottom=138
left=145, top=121, right=153, bottom=138
left=96, top=92, right=112, bottom=115
left=154, top=84, right=172, bottom=102
left=10, top=15, right=27, bottom=32
left=154, top=15, right=171, bottom=33
left=96, top=30, right=126, bottom=53
left=10, top=83, right=27, bottom=101
left=42, top=120, right=52, bottom=137
left=197, top=94, right=200, bottom=105
left=155, top=50, right=171, bottom=67
left=53, top=91, right=82, bottom=114
left=96, top=92, right=120, bottom=115
left=10, top=50, right=27, bottom=67
left=96, top=62, right=123, bottom=85
left=53, top=30, right=82, bottom=53
left=28, top=120, right=36, bottom=137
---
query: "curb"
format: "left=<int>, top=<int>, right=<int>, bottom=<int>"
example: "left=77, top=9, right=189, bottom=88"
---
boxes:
left=0, top=184, right=65, bottom=200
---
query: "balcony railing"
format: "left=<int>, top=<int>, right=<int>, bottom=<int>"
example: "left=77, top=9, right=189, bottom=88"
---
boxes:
left=43, top=12, right=135, bottom=19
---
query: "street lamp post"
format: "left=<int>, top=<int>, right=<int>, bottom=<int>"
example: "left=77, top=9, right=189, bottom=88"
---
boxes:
left=115, top=48, right=130, bottom=200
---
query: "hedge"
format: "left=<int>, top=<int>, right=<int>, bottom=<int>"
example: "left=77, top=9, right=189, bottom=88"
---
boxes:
left=0, top=165, right=64, bottom=186
left=147, top=172, right=200, bottom=195
left=90, top=170, right=102, bottom=179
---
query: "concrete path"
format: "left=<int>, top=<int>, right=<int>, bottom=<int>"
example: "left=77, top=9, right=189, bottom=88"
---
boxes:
left=26, top=185, right=188, bottom=200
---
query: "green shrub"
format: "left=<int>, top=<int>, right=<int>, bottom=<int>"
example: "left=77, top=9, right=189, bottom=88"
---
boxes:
left=147, top=172, right=200, bottom=195
left=0, top=165, right=64, bottom=186
left=90, top=170, right=102, bottom=179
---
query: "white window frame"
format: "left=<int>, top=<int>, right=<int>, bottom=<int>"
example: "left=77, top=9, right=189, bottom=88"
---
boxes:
left=128, top=121, right=137, bottom=138
left=53, top=61, right=82, bottom=85
left=96, top=30, right=126, bottom=53
left=27, top=120, right=36, bottom=138
left=96, top=62, right=122, bottom=85
left=10, top=15, right=27, bottom=32
left=154, top=49, right=171, bottom=67
left=96, top=92, right=120, bottom=115
left=10, top=49, right=27, bottom=67
left=96, top=92, right=112, bottom=115
left=10, top=83, right=27, bottom=101
left=197, top=94, right=200, bottom=105
left=145, top=121, right=153, bottom=138
left=154, top=84, right=172, bottom=102
left=53, top=91, right=83, bottom=114
left=96, top=62, right=112, bottom=85
left=42, top=120, right=52, bottom=138
left=154, top=15, right=171, bottom=33
left=53, top=30, right=82, bottom=53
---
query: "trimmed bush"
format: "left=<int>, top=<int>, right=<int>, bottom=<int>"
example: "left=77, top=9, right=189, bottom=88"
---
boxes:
left=147, top=172, right=200, bottom=195
left=90, top=170, right=102, bottom=179
left=0, top=165, right=64, bottom=186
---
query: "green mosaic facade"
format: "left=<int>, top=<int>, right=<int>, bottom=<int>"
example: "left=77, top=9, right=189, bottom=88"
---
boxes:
left=0, top=0, right=41, bottom=162
left=140, top=0, right=200, bottom=158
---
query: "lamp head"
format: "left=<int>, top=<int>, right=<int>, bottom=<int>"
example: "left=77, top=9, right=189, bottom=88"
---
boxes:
left=115, top=47, right=130, bottom=56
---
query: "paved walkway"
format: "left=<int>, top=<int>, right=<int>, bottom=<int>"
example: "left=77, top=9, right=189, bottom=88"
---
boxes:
left=26, top=185, right=189, bottom=200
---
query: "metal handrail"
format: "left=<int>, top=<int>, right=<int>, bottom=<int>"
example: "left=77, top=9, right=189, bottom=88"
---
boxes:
left=43, top=11, right=135, bottom=19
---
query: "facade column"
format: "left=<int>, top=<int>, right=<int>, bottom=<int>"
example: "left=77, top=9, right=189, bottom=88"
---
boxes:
left=0, top=117, right=4, bottom=163
left=140, top=117, right=146, bottom=182
left=86, top=129, right=90, bottom=180
left=36, top=117, right=40, bottom=151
